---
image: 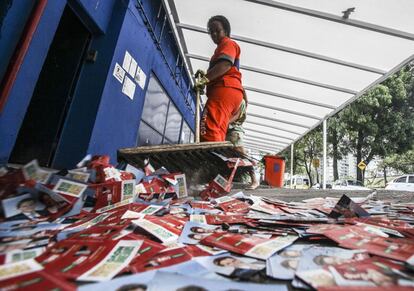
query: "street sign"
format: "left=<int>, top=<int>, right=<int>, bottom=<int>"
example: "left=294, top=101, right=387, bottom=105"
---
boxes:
left=358, top=160, right=367, bottom=171
left=312, top=158, right=320, bottom=168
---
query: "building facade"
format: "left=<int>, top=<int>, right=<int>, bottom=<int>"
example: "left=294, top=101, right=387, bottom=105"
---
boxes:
left=0, top=0, right=195, bottom=168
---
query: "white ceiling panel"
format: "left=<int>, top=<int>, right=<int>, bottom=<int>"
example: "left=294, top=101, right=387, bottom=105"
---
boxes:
left=164, top=0, right=414, bottom=153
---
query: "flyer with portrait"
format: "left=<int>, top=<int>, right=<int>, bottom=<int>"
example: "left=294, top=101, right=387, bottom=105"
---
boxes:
left=178, top=221, right=221, bottom=245
left=130, top=246, right=194, bottom=273
left=196, top=253, right=265, bottom=276
left=145, top=214, right=187, bottom=235
left=121, top=180, right=136, bottom=201
left=266, top=243, right=310, bottom=280
left=214, top=196, right=250, bottom=213
left=77, top=240, right=142, bottom=281
left=200, top=233, right=298, bottom=260
left=53, top=179, right=88, bottom=198
left=132, top=218, right=179, bottom=243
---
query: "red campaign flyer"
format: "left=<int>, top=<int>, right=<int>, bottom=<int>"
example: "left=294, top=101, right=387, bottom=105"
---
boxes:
left=325, top=227, right=414, bottom=263
left=401, top=228, right=414, bottom=239
left=200, top=233, right=298, bottom=260
left=77, top=240, right=143, bottom=282
left=129, top=246, right=195, bottom=273
left=323, top=225, right=386, bottom=247
left=37, top=240, right=118, bottom=280
left=203, top=214, right=253, bottom=225
left=329, top=257, right=408, bottom=287
left=66, top=224, right=129, bottom=242
left=145, top=214, right=187, bottom=235
left=190, top=201, right=217, bottom=211
left=214, top=196, right=250, bottom=214
left=361, top=237, right=414, bottom=263
left=94, top=198, right=135, bottom=214
left=328, top=195, right=370, bottom=219
left=0, top=270, right=76, bottom=291
left=319, top=287, right=414, bottom=291
left=354, top=217, right=412, bottom=230
left=141, top=178, right=175, bottom=194
left=352, top=217, right=411, bottom=237
left=127, top=238, right=166, bottom=272
left=306, top=224, right=347, bottom=235
left=132, top=218, right=179, bottom=243
left=184, top=244, right=212, bottom=257
left=250, top=201, right=287, bottom=215
left=89, top=181, right=122, bottom=211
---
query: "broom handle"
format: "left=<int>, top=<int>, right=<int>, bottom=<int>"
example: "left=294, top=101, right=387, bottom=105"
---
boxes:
left=195, top=76, right=201, bottom=143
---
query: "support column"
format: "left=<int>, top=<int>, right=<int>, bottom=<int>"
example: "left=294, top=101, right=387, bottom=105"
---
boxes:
left=323, top=119, right=327, bottom=189
left=290, top=144, right=294, bottom=189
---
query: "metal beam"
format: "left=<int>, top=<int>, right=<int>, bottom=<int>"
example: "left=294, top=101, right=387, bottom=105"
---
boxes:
left=249, top=101, right=321, bottom=120
left=323, top=119, right=327, bottom=189
left=244, top=141, right=282, bottom=150
left=244, top=141, right=282, bottom=151
left=244, top=145, right=274, bottom=154
left=244, top=138, right=285, bottom=149
left=243, top=0, right=414, bottom=41
left=244, top=134, right=290, bottom=146
left=244, top=138, right=289, bottom=149
left=290, top=144, right=294, bottom=189
left=277, top=54, right=414, bottom=154
left=177, top=23, right=386, bottom=75
left=163, top=0, right=194, bottom=85
left=187, top=53, right=358, bottom=94
left=244, top=86, right=337, bottom=110
left=244, top=120, right=301, bottom=136
left=249, top=113, right=311, bottom=129
left=244, top=127, right=294, bottom=141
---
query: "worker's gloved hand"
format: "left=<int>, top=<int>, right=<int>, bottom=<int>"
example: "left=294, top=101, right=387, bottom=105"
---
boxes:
left=193, top=71, right=209, bottom=94
left=194, top=69, right=206, bottom=78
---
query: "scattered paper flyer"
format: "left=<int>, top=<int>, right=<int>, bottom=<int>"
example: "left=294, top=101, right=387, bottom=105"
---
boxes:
left=0, top=259, right=43, bottom=280
left=133, top=218, right=179, bottom=243
left=78, top=240, right=143, bottom=281
left=22, top=160, right=52, bottom=184
left=53, top=179, right=88, bottom=198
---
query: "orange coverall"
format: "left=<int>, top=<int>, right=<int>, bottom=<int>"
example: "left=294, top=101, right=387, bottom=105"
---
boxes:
left=200, top=37, right=243, bottom=142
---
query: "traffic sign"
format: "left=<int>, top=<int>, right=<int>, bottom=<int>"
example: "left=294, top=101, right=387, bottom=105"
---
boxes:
left=358, top=160, right=367, bottom=171
left=312, top=158, right=320, bottom=168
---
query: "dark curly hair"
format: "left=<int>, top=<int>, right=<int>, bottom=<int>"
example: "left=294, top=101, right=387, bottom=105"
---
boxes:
left=207, top=15, right=231, bottom=37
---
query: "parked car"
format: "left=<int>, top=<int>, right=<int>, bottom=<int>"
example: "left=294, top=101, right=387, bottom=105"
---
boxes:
left=385, top=174, right=414, bottom=192
left=332, top=179, right=371, bottom=191
left=311, top=182, right=332, bottom=189
left=283, top=176, right=310, bottom=189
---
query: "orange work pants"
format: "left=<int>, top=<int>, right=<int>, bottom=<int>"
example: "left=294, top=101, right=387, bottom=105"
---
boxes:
left=200, top=86, right=243, bottom=142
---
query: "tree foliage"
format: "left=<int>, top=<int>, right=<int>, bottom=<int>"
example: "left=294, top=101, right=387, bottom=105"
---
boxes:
left=334, top=64, right=414, bottom=182
left=294, top=127, right=323, bottom=185
left=289, top=63, right=414, bottom=184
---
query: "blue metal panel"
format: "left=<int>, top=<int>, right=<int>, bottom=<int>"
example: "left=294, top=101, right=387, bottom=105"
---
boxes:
left=86, top=0, right=195, bottom=164
left=0, top=0, right=66, bottom=164
left=53, top=0, right=126, bottom=168
left=69, top=0, right=116, bottom=34
left=1, top=0, right=195, bottom=167
left=0, top=0, right=35, bottom=82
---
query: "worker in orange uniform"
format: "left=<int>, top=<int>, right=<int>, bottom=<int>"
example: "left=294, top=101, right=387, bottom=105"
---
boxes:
left=195, top=16, right=259, bottom=190
left=195, top=15, right=244, bottom=142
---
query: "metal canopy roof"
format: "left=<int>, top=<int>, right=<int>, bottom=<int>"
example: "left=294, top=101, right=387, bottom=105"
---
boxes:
left=163, top=0, right=414, bottom=154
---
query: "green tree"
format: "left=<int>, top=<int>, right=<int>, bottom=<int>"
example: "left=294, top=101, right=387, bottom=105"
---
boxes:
left=380, top=149, right=414, bottom=181
left=340, top=65, right=414, bottom=182
left=327, top=115, right=348, bottom=181
left=294, top=127, right=323, bottom=185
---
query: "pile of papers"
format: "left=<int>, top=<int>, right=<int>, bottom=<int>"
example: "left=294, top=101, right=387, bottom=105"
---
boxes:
left=0, top=156, right=413, bottom=291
